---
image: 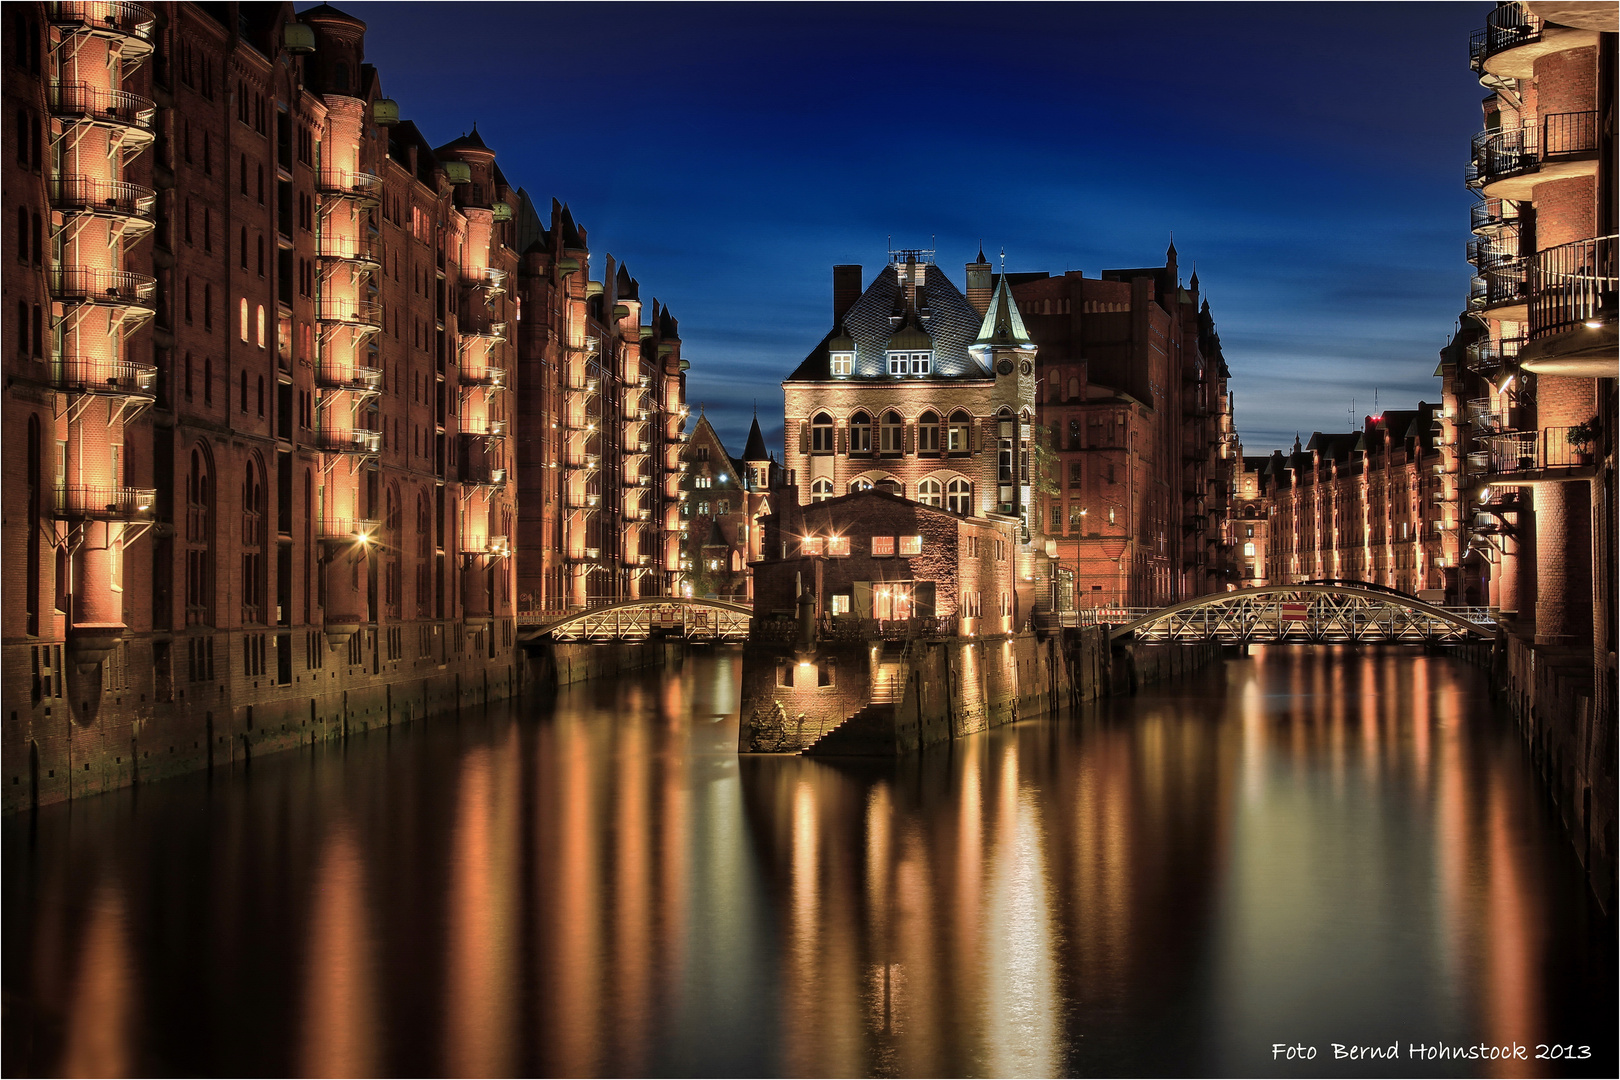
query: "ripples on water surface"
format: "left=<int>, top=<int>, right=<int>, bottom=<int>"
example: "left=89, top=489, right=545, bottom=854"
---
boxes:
left=3, top=646, right=1613, bottom=1077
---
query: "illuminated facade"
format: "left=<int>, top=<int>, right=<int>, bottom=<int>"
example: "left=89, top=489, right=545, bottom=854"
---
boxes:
left=1255, top=409, right=1448, bottom=598
left=0, top=1, right=683, bottom=809
left=676, top=412, right=777, bottom=602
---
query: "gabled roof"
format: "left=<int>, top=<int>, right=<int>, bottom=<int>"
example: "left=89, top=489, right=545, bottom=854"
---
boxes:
left=787, top=263, right=990, bottom=382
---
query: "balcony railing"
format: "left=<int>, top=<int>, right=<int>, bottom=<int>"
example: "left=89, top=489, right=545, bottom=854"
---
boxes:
left=1469, top=4, right=1543, bottom=72
left=566, top=547, right=601, bottom=563
left=625, top=475, right=652, bottom=488
left=49, top=266, right=156, bottom=308
left=1529, top=234, right=1617, bottom=340
left=47, top=2, right=157, bottom=42
left=567, top=493, right=600, bottom=510
left=1484, top=427, right=1596, bottom=474
left=1466, top=224, right=1522, bottom=271
left=1470, top=197, right=1519, bottom=235
left=317, top=169, right=382, bottom=201
left=49, top=174, right=156, bottom=225
left=53, top=484, right=156, bottom=521
left=1467, top=336, right=1523, bottom=375
left=315, top=361, right=383, bottom=392
left=567, top=375, right=600, bottom=393
left=51, top=356, right=156, bottom=397
left=314, top=428, right=381, bottom=454
left=317, top=518, right=381, bottom=544
left=460, top=365, right=505, bottom=388
left=1479, top=259, right=1528, bottom=309
left=459, top=418, right=507, bottom=439
left=48, top=83, right=155, bottom=131
left=460, top=320, right=507, bottom=342
left=464, top=266, right=507, bottom=293
left=566, top=452, right=600, bottom=470
left=315, top=299, right=383, bottom=328
left=461, top=465, right=508, bottom=489
left=1471, top=112, right=1600, bottom=190
left=317, top=232, right=381, bottom=266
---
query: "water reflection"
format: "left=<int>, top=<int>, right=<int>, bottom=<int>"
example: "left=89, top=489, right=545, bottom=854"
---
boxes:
left=2, top=646, right=1612, bottom=1077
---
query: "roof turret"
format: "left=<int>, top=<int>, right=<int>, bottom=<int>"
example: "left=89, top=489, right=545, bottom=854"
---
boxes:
left=742, top=413, right=769, bottom=462
left=971, top=274, right=1034, bottom=349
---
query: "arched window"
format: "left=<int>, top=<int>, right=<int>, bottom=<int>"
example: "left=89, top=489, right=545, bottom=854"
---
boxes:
left=880, top=410, right=903, bottom=453
left=947, top=478, right=972, bottom=516
left=238, top=226, right=247, bottom=269
left=256, top=236, right=265, bottom=277
left=239, top=370, right=248, bottom=412
left=203, top=357, right=212, bottom=402
left=947, top=410, right=972, bottom=454
left=918, top=477, right=942, bottom=507
left=239, top=296, right=249, bottom=341
left=1067, top=376, right=1080, bottom=402
left=849, top=411, right=872, bottom=454
left=256, top=375, right=265, bottom=416
left=849, top=477, right=874, bottom=494
left=811, top=412, right=834, bottom=454
left=1068, top=418, right=1081, bottom=450
left=810, top=478, right=833, bottom=503
left=918, top=410, right=941, bottom=454
left=256, top=304, right=266, bottom=348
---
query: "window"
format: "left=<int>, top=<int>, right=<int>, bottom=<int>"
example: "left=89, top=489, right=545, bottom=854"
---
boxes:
left=880, top=411, right=903, bottom=453
left=1244, top=542, right=1256, bottom=558
left=831, top=594, right=851, bottom=615
left=697, top=501, right=709, bottom=515
left=849, top=477, right=873, bottom=493
left=800, top=536, right=824, bottom=556
left=240, top=298, right=250, bottom=341
left=718, top=499, right=729, bottom=515
left=888, top=351, right=930, bottom=376
left=810, top=478, right=833, bottom=502
left=1069, top=504, right=1087, bottom=526
left=695, top=475, right=712, bottom=489
left=898, top=535, right=922, bottom=556
left=1069, top=461, right=1083, bottom=488
left=918, top=411, right=941, bottom=453
left=831, top=353, right=853, bottom=376
left=696, top=446, right=709, bottom=461
left=826, top=536, right=850, bottom=556
left=948, top=411, right=972, bottom=453
left=849, top=411, right=872, bottom=454
left=811, top=413, right=834, bottom=453
left=871, top=536, right=895, bottom=557
left=918, top=477, right=942, bottom=507
left=947, top=478, right=972, bottom=515
left=257, top=305, right=266, bottom=348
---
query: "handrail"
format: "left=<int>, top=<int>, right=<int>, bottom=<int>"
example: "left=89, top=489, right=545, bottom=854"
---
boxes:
left=314, top=428, right=381, bottom=454
left=315, top=300, right=383, bottom=327
left=1469, top=4, right=1543, bottom=72
left=48, top=82, right=155, bottom=129
left=49, top=174, right=156, bottom=220
left=49, top=266, right=156, bottom=304
left=317, top=169, right=381, bottom=198
left=317, top=232, right=381, bottom=264
left=53, top=484, right=156, bottom=520
left=52, top=356, right=156, bottom=396
left=47, top=1, right=157, bottom=40
left=315, top=361, right=382, bottom=391
left=1530, top=234, right=1617, bottom=340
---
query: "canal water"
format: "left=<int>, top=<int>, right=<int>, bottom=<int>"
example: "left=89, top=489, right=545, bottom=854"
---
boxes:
left=3, top=646, right=1613, bottom=1077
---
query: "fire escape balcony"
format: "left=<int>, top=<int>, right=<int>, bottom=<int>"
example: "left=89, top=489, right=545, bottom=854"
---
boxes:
left=315, top=299, right=383, bottom=332
left=53, top=484, right=156, bottom=522
left=46, top=2, right=157, bottom=57
left=458, top=417, right=507, bottom=440
left=1466, top=223, right=1523, bottom=273
left=317, top=231, right=382, bottom=268
left=460, top=365, right=505, bottom=389
left=1469, top=5, right=1543, bottom=74
left=50, top=356, right=156, bottom=399
left=460, top=535, right=511, bottom=559
left=460, top=319, right=507, bottom=344
left=314, top=428, right=381, bottom=455
left=566, top=492, right=600, bottom=511
left=1480, top=427, right=1598, bottom=482
left=463, top=266, right=507, bottom=297
left=49, top=266, right=155, bottom=319
left=460, top=464, right=507, bottom=489
left=1474, top=258, right=1529, bottom=320
left=317, top=169, right=382, bottom=205
left=1470, top=112, right=1599, bottom=200
left=316, top=517, right=381, bottom=547
left=1466, top=335, right=1523, bottom=376
left=49, top=175, right=156, bottom=236
left=565, top=451, right=600, bottom=471
left=1531, top=236, right=1619, bottom=337
left=625, top=474, right=653, bottom=489
left=1469, top=197, right=1521, bottom=236
left=48, top=83, right=156, bottom=145
left=315, top=360, right=382, bottom=394
left=566, top=374, right=599, bottom=395
left=567, top=547, right=601, bottom=563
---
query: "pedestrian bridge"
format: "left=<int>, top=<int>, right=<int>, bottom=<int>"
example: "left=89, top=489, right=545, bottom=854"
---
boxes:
left=1101, top=585, right=1496, bottom=644
left=517, top=597, right=753, bottom=643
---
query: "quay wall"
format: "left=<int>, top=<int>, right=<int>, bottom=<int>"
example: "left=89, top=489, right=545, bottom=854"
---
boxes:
left=1459, top=633, right=1616, bottom=916
left=739, top=628, right=1219, bottom=755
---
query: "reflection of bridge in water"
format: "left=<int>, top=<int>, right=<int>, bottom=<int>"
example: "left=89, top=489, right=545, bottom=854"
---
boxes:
left=517, top=597, right=753, bottom=643
left=1097, top=585, right=1496, bottom=644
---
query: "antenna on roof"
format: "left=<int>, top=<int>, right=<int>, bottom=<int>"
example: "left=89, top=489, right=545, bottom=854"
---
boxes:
left=999, top=247, right=1006, bottom=274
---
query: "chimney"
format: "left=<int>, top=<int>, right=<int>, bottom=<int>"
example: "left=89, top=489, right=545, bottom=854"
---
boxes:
left=965, top=254, right=992, bottom=315
left=832, top=265, right=862, bottom=328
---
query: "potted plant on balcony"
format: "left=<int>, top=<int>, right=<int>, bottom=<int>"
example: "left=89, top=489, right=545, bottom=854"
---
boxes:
left=1567, top=417, right=1599, bottom=466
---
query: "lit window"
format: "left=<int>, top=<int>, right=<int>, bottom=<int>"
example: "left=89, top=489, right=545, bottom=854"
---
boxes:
left=947, top=411, right=972, bottom=452
left=810, top=478, right=833, bottom=502
left=872, top=536, right=895, bottom=557
left=831, top=353, right=853, bottom=376
left=696, top=475, right=713, bottom=489
left=947, top=478, right=972, bottom=515
left=697, top=501, right=709, bottom=515
left=888, top=351, right=930, bottom=376
left=899, top=535, right=922, bottom=556
left=1244, top=542, right=1256, bottom=557
left=239, top=297, right=249, bottom=341
left=918, top=478, right=942, bottom=506
left=800, top=536, right=824, bottom=556
left=256, top=304, right=266, bottom=348
left=830, top=594, right=851, bottom=615
left=826, top=536, right=850, bottom=556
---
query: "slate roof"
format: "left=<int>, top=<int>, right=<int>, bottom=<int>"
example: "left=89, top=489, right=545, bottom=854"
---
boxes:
left=742, top=415, right=769, bottom=461
left=786, top=264, right=993, bottom=382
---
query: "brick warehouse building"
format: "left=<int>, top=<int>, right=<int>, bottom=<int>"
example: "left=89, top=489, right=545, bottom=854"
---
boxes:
left=1448, top=1, right=1617, bottom=905
left=676, top=411, right=778, bottom=603
left=1, top=2, right=685, bottom=809
left=1255, top=407, right=1449, bottom=599
left=780, top=245, right=1237, bottom=613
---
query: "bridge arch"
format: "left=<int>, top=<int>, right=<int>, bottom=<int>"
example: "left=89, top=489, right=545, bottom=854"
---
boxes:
left=1108, top=585, right=1494, bottom=643
left=518, top=596, right=754, bottom=643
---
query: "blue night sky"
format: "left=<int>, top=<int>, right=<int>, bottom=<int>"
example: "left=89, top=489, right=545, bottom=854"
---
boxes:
left=342, top=1, right=1485, bottom=457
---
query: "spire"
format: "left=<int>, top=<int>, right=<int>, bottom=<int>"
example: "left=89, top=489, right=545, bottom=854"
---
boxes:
left=743, top=413, right=769, bottom=462
left=972, top=273, right=1033, bottom=350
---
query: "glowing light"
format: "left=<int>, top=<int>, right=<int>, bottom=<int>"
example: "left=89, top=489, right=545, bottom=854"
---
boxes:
left=1499, top=374, right=1515, bottom=393
left=1584, top=319, right=1603, bottom=329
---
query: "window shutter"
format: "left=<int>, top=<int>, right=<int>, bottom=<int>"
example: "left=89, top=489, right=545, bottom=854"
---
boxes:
left=799, top=422, right=809, bottom=455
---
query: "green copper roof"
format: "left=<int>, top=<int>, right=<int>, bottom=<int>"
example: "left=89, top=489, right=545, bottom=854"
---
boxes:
left=972, top=274, right=1033, bottom=348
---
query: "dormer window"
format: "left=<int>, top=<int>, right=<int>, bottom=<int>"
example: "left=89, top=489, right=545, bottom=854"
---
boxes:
left=831, top=353, right=853, bottom=376
left=888, top=351, right=930, bottom=376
